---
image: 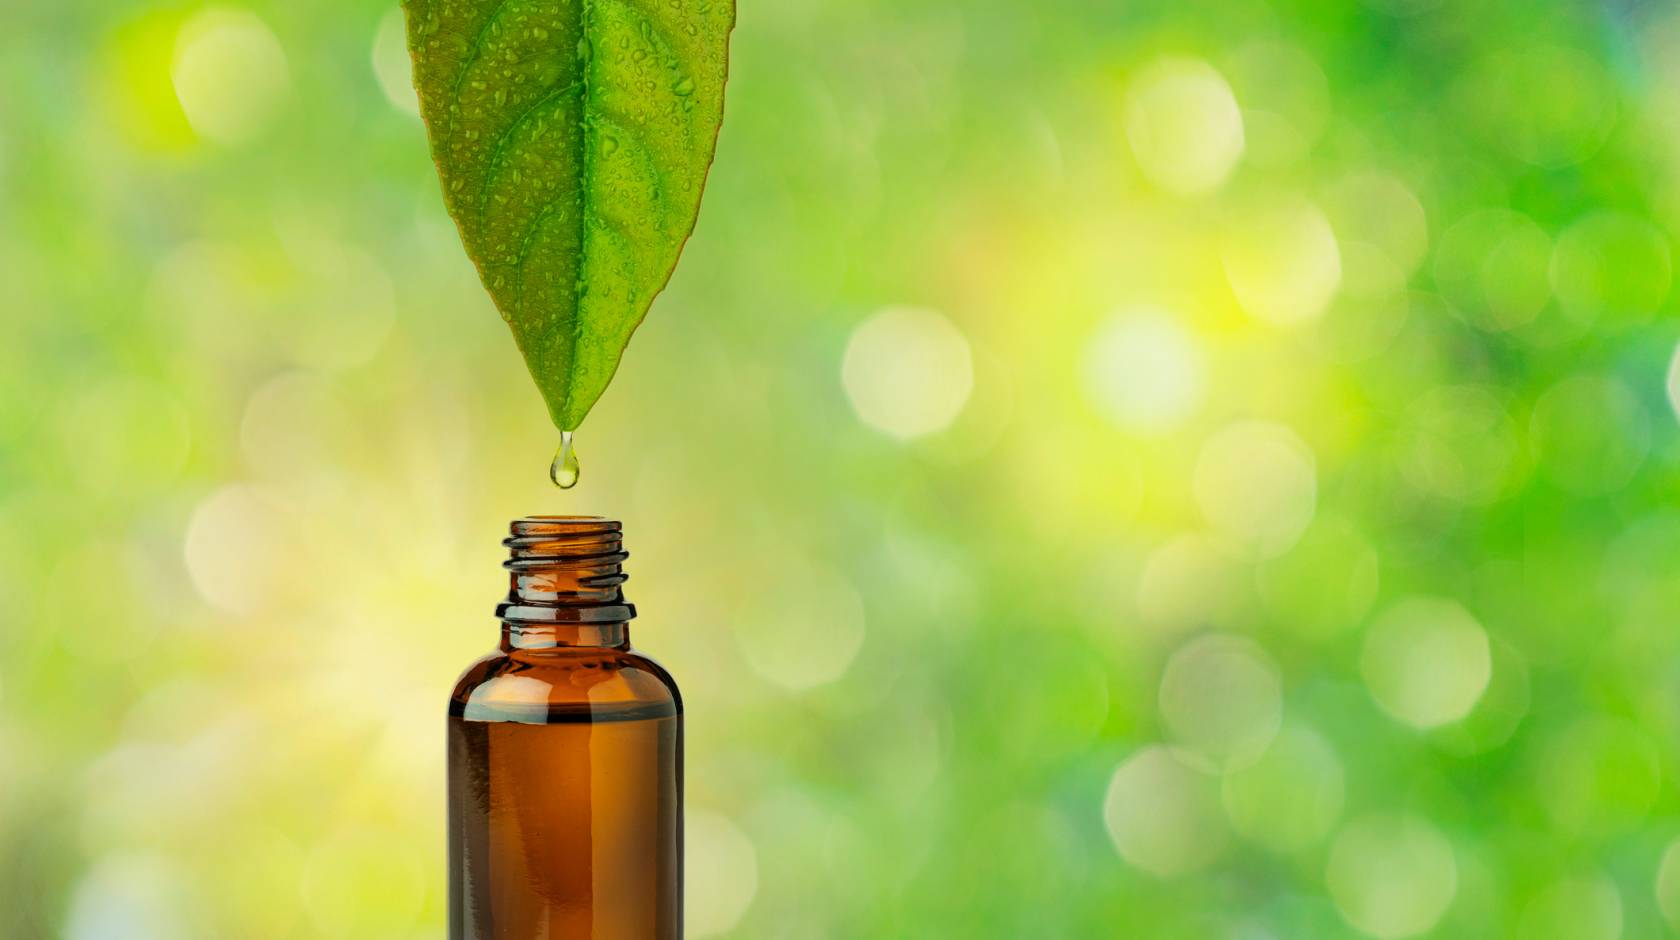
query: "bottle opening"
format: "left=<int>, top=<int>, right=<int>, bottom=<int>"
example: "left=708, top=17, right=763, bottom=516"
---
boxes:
left=499, top=516, right=636, bottom=624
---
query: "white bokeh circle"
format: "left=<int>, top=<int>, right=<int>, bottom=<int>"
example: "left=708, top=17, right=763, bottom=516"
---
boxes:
left=842, top=306, right=974, bottom=440
left=1326, top=814, right=1458, bottom=939
left=1158, top=634, right=1283, bottom=772
left=1360, top=597, right=1491, bottom=729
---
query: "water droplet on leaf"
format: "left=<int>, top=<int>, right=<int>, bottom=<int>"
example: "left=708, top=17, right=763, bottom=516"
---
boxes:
left=550, top=431, right=581, bottom=488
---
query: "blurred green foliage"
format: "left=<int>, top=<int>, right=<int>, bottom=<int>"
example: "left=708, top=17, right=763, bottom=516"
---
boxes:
left=3, top=0, right=1680, bottom=937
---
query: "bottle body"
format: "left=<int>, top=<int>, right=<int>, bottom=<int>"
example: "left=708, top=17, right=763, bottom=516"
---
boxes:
left=449, top=517, right=681, bottom=940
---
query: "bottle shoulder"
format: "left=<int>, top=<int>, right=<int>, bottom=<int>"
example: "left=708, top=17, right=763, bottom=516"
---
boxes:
left=450, top=646, right=682, bottom=723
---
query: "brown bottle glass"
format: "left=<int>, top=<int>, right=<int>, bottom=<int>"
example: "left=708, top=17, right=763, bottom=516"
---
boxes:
left=448, top=516, right=682, bottom=939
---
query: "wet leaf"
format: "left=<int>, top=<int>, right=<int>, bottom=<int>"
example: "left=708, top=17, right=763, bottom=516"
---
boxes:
left=403, top=0, right=734, bottom=430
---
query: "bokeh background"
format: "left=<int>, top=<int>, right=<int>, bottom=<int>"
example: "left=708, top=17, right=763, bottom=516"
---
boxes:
left=5, top=0, right=1680, bottom=936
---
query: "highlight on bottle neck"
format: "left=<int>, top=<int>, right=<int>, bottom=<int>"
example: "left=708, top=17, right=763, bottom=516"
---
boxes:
left=498, top=516, right=636, bottom=631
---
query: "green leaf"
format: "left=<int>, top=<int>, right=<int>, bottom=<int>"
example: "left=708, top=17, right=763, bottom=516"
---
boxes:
left=403, top=0, right=734, bottom=431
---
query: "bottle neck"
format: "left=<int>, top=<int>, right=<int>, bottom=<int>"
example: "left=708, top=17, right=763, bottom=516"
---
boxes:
left=497, top=516, right=636, bottom=650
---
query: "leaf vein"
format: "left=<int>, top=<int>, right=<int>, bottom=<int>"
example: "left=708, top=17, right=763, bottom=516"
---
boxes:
left=592, top=0, right=700, bottom=153
left=514, top=188, right=584, bottom=270
left=475, top=78, right=586, bottom=235
left=448, top=0, right=520, bottom=125
left=597, top=0, right=684, bottom=70
left=589, top=110, right=676, bottom=229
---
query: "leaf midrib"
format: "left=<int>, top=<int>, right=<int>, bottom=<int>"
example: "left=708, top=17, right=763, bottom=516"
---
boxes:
left=569, top=0, right=594, bottom=412
left=449, top=0, right=596, bottom=412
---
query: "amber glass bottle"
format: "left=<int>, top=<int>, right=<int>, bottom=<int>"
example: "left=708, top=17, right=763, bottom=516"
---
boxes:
left=448, top=516, right=682, bottom=939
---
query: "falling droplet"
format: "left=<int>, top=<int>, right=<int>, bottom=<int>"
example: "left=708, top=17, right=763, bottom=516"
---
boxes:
left=550, top=431, right=580, bottom=488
